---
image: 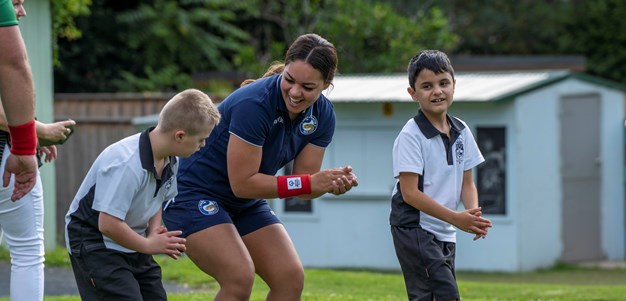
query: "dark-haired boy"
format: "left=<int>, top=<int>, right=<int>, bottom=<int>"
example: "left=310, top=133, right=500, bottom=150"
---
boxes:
left=390, top=50, right=492, bottom=301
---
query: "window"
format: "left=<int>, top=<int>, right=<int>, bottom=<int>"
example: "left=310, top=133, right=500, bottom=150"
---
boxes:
left=476, top=127, right=506, bottom=215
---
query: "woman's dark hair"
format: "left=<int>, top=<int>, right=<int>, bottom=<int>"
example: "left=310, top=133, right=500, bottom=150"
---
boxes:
left=284, top=33, right=338, bottom=83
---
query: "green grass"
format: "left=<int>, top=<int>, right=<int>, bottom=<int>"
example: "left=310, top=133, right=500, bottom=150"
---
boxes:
left=1, top=248, right=625, bottom=300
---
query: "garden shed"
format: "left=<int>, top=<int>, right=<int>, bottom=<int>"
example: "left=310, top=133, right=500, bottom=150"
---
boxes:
left=274, top=70, right=625, bottom=272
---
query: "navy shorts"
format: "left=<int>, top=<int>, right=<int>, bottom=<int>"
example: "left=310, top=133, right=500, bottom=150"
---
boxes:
left=162, top=198, right=281, bottom=237
left=391, top=226, right=459, bottom=301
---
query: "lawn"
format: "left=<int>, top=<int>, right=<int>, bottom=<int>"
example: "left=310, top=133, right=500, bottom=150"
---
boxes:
left=1, top=248, right=625, bottom=300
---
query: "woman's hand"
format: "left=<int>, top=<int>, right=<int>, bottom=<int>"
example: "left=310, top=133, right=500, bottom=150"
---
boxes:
left=312, top=165, right=358, bottom=195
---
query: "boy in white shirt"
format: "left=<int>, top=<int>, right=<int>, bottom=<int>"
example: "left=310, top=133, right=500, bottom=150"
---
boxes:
left=65, top=89, right=220, bottom=300
left=390, top=50, right=492, bottom=301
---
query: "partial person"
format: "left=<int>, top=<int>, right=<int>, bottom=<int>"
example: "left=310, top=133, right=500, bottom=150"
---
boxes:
left=0, top=0, right=38, bottom=200
left=390, top=50, right=492, bottom=301
left=162, top=33, right=358, bottom=301
left=0, top=105, right=75, bottom=301
left=65, top=89, right=220, bottom=300
left=1, top=2, right=74, bottom=298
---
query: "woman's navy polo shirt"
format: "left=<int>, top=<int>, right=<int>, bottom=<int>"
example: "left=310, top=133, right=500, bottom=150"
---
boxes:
left=175, top=74, right=336, bottom=212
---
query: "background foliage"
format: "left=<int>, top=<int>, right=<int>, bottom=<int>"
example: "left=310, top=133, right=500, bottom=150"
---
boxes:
left=50, top=0, right=91, bottom=65
left=52, top=0, right=626, bottom=92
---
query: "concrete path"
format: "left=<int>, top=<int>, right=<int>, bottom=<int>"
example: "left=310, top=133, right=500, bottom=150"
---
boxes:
left=0, top=262, right=197, bottom=297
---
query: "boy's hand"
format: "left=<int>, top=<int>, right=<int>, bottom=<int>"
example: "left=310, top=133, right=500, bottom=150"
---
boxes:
left=470, top=209, right=491, bottom=241
left=452, top=207, right=492, bottom=239
left=145, top=226, right=187, bottom=260
left=472, top=225, right=490, bottom=241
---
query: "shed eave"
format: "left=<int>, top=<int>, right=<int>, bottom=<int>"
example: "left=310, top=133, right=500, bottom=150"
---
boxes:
left=326, top=70, right=626, bottom=104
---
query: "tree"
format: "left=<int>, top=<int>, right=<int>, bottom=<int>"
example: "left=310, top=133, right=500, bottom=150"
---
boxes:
left=50, top=0, right=92, bottom=65
left=425, top=0, right=573, bottom=55
left=54, top=0, right=144, bottom=92
left=53, top=0, right=626, bottom=91
left=317, top=0, right=458, bottom=73
left=229, top=0, right=334, bottom=78
left=564, top=0, right=626, bottom=84
left=118, top=0, right=250, bottom=73
left=433, top=0, right=626, bottom=85
left=54, top=0, right=253, bottom=92
left=53, top=0, right=457, bottom=91
left=232, top=0, right=458, bottom=75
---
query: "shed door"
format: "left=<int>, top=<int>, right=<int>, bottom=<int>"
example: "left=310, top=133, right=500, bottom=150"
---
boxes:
left=560, top=94, right=603, bottom=262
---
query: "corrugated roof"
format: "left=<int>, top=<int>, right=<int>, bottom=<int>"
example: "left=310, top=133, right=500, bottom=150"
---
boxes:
left=324, top=70, right=572, bottom=102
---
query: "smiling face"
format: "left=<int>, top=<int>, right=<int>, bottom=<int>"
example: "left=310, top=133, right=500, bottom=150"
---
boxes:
left=12, top=0, right=26, bottom=20
left=280, top=60, right=330, bottom=120
left=407, top=68, right=456, bottom=119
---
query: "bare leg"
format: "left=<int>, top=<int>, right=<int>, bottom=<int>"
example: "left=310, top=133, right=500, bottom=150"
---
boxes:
left=243, top=224, right=304, bottom=301
left=185, top=224, right=255, bottom=301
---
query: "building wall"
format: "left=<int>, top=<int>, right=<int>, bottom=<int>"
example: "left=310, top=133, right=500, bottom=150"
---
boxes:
left=19, top=0, right=56, bottom=250
left=513, top=79, right=625, bottom=270
left=449, top=101, right=521, bottom=272
left=512, top=84, right=564, bottom=271
left=276, top=102, right=409, bottom=270
left=597, top=84, right=625, bottom=260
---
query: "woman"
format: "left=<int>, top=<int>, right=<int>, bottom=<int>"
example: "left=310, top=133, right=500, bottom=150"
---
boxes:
left=162, top=33, right=358, bottom=300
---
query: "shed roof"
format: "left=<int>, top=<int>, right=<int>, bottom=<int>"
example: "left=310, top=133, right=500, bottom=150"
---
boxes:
left=325, top=70, right=625, bottom=103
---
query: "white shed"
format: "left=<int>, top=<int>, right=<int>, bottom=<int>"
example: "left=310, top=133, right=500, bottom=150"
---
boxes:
left=273, top=70, right=625, bottom=272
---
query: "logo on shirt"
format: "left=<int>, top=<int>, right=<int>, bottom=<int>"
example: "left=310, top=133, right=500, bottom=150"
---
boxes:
left=273, top=116, right=284, bottom=126
left=163, top=178, right=173, bottom=193
left=299, top=116, right=318, bottom=135
left=455, top=139, right=464, bottom=164
left=198, top=200, right=219, bottom=215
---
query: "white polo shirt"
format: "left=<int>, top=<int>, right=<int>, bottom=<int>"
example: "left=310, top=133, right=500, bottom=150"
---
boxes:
left=65, top=127, right=178, bottom=254
left=390, top=111, right=484, bottom=243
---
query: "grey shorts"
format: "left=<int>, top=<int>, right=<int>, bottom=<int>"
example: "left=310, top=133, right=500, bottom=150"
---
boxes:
left=69, top=247, right=166, bottom=301
left=391, top=226, right=459, bottom=301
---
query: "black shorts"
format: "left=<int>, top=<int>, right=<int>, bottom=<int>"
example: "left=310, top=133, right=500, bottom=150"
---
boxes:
left=162, top=198, right=281, bottom=237
left=391, top=226, right=459, bottom=301
left=69, top=248, right=166, bottom=301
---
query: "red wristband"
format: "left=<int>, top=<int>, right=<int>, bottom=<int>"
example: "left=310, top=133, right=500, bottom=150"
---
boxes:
left=8, top=120, right=37, bottom=155
left=277, top=174, right=311, bottom=198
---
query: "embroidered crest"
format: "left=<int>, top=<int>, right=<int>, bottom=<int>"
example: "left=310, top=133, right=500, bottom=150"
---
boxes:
left=299, top=116, right=318, bottom=135
left=198, top=200, right=219, bottom=216
left=455, top=139, right=464, bottom=164
left=163, top=178, right=173, bottom=193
